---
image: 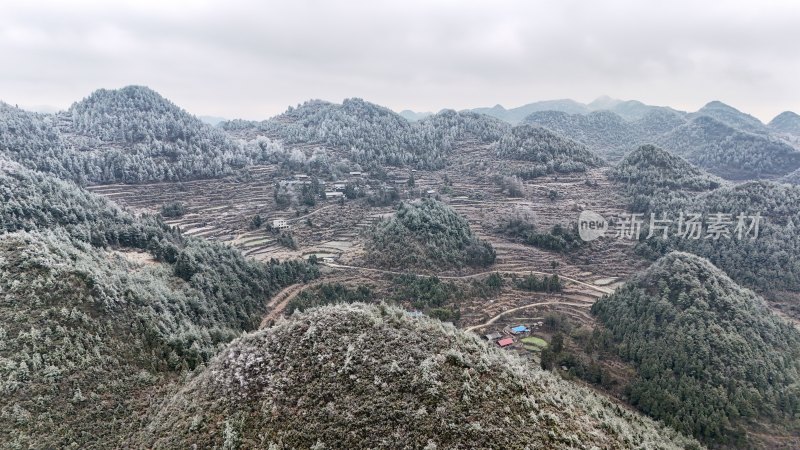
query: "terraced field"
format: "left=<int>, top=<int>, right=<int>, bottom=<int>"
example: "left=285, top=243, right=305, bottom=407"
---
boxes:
left=86, top=139, right=645, bottom=341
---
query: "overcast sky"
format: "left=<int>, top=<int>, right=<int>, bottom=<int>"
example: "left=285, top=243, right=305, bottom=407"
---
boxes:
left=1, top=0, right=798, bottom=122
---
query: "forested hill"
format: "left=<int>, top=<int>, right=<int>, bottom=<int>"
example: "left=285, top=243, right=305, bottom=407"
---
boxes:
left=522, top=100, right=800, bottom=180
left=592, top=252, right=800, bottom=446
left=471, top=99, right=590, bottom=123
left=609, top=144, right=723, bottom=195
left=0, top=86, right=285, bottom=184
left=415, top=109, right=511, bottom=145
left=63, top=86, right=226, bottom=146
left=770, top=111, right=800, bottom=136
left=496, top=124, right=603, bottom=176
left=224, top=99, right=512, bottom=170
left=523, top=110, right=641, bottom=161
left=253, top=98, right=425, bottom=167
left=365, top=199, right=496, bottom=271
left=692, top=100, right=769, bottom=135
left=0, top=159, right=317, bottom=448
left=656, top=115, right=800, bottom=180
left=469, top=97, right=680, bottom=123
left=134, top=303, right=699, bottom=449
left=0, top=102, right=81, bottom=181
left=58, top=85, right=261, bottom=183
left=615, top=154, right=800, bottom=296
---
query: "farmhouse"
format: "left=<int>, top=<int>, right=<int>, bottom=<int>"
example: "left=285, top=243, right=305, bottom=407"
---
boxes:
left=349, top=171, right=363, bottom=177
left=293, top=174, right=310, bottom=180
left=510, top=325, right=529, bottom=335
left=272, top=219, right=290, bottom=230
left=497, top=338, right=514, bottom=348
left=333, top=183, right=346, bottom=191
left=325, top=191, right=345, bottom=200
left=485, top=332, right=503, bottom=341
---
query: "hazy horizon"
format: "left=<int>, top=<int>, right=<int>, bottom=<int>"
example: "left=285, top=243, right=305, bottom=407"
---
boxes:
left=2, top=0, right=799, bottom=122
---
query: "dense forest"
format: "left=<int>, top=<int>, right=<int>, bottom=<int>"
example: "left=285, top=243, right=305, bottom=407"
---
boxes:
left=523, top=100, right=800, bottom=179
left=657, top=115, right=800, bottom=179
left=609, top=146, right=800, bottom=297
left=692, top=100, right=769, bottom=135
left=134, top=303, right=700, bottom=449
left=286, top=274, right=506, bottom=323
left=609, top=144, right=723, bottom=198
left=592, top=252, right=800, bottom=446
left=365, top=199, right=496, bottom=271
left=0, top=87, right=282, bottom=184
left=523, top=110, right=642, bottom=161
left=0, top=102, right=77, bottom=181
left=225, top=99, right=512, bottom=171
left=495, top=124, right=603, bottom=177
left=0, top=159, right=317, bottom=448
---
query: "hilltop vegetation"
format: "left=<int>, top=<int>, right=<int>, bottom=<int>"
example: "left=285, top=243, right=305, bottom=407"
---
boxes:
left=632, top=180, right=800, bottom=295
left=523, top=110, right=641, bottom=161
left=366, top=199, right=495, bottom=271
left=415, top=108, right=511, bottom=147
left=495, top=124, right=603, bottom=177
left=59, top=86, right=267, bottom=183
left=0, top=102, right=78, bottom=180
left=657, top=115, right=800, bottom=179
left=592, top=252, right=800, bottom=446
left=522, top=100, right=800, bottom=180
left=135, top=303, right=699, bottom=449
left=692, top=101, right=768, bottom=135
left=610, top=151, right=800, bottom=296
left=770, top=111, right=800, bottom=136
left=610, top=144, right=723, bottom=198
left=0, top=87, right=283, bottom=184
left=229, top=99, right=511, bottom=170
left=0, top=160, right=316, bottom=448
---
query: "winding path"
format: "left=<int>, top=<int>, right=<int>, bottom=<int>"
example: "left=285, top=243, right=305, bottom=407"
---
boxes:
left=464, top=300, right=594, bottom=332
left=259, top=263, right=614, bottom=332
left=321, top=262, right=613, bottom=295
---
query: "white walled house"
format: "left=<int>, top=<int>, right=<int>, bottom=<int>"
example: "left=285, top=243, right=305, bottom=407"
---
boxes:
left=272, top=219, right=290, bottom=230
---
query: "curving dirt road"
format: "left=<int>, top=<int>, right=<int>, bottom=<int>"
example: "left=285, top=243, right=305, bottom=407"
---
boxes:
left=321, top=262, right=613, bottom=295
left=464, top=300, right=596, bottom=332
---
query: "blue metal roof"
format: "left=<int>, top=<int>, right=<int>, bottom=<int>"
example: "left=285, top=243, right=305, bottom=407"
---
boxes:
left=511, top=325, right=529, bottom=332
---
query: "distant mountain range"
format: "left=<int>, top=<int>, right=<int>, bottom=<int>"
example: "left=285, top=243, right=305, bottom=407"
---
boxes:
left=3, top=86, right=799, bottom=184
left=397, top=95, right=685, bottom=124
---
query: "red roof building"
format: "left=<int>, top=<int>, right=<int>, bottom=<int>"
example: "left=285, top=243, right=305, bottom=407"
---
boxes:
left=497, top=338, right=514, bottom=347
